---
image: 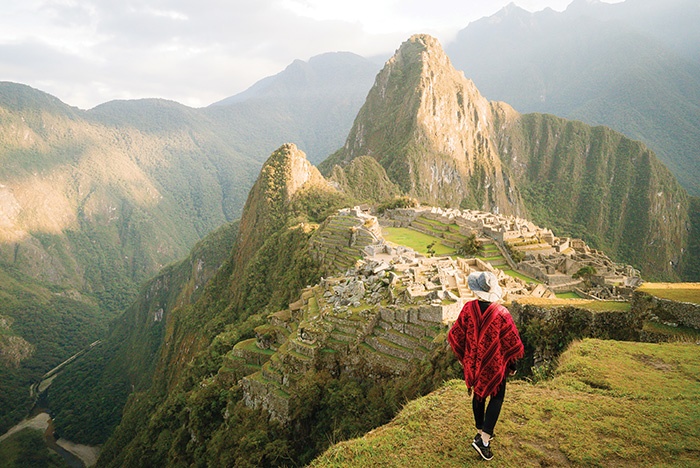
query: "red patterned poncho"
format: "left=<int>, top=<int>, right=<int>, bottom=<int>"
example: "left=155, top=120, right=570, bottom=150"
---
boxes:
left=447, top=300, right=524, bottom=400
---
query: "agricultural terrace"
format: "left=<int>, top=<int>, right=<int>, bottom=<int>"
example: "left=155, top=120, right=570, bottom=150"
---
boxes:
left=637, top=283, right=700, bottom=304
left=382, top=217, right=540, bottom=284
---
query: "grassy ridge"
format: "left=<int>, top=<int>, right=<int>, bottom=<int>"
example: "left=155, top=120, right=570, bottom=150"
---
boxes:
left=637, top=283, right=700, bottom=304
left=310, top=339, right=700, bottom=467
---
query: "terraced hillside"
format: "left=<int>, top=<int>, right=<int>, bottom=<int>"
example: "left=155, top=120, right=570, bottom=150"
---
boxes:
left=236, top=264, right=453, bottom=422
left=382, top=214, right=539, bottom=285
left=310, top=208, right=383, bottom=275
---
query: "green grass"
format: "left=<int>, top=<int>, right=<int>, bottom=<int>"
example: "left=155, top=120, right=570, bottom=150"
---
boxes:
left=308, top=296, right=320, bottom=315
left=310, top=339, right=700, bottom=467
left=477, top=253, right=503, bottom=260
left=556, top=291, right=584, bottom=299
left=382, top=227, right=456, bottom=256
left=637, top=283, right=700, bottom=304
left=643, top=321, right=700, bottom=341
left=514, top=297, right=631, bottom=312
left=233, top=338, right=275, bottom=355
left=502, top=269, right=541, bottom=284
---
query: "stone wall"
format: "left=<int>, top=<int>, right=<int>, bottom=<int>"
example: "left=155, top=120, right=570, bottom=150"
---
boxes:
left=632, top=291, right=700, bottom=330
left=509, top=302, right=643, bottom=364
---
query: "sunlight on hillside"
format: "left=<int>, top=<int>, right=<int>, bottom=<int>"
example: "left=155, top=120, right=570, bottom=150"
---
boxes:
left=310, top=339, right=700, bottom=467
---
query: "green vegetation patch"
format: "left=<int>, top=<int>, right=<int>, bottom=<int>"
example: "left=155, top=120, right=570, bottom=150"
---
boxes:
left=556, top=291, right=585, bottom=299
left=310, top=339, right=700, bottom=467
left=643, top=321, right=700, bottom=341
left=233, top=338, right=275, bottom=356
left=637, top=283, right=700, bottom=304
left=308, top=297, right=320, bottom=315
left=0, top=428, right=67, bottom=468
left=501, top=269, right=541, bottom=284
left=382, top=227, right=456, bottom=256
left=515, top=297, right=631, bottom=312
left=501, top=269, right=540, bottom=283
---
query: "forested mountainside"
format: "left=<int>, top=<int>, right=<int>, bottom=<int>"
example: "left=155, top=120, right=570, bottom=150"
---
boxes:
left=0, top=83, right=254, bottom=433
left=57, top=35, right=697, bottom=466
left=0, top=83, right=255, bottom=306
left=0, top=267, right=105, bottom=435
left=2, top=2, right=700, bottom=461
left=45, top=220, right=239, bottom=444
left=0, top=51, right=375, bottom=434
left=93, top=145, right=373, bottom=466
left=323, top=35, right=692, bottom=280
left=446, top=0, right=700, bottom=197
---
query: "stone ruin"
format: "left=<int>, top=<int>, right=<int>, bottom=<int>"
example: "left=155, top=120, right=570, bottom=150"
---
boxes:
left=381, top=205, right=641, bottom=299
left=229, top=206, right=658, bottom=424
left=234, top=207, right=567, bottom=422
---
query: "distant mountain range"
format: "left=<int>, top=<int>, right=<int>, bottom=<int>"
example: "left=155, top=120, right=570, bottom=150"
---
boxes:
left=446, top=0, right=700, bottom=196
left=0, top=51, right=378, bottom=436
left=205, top=51, right=379, bottom=165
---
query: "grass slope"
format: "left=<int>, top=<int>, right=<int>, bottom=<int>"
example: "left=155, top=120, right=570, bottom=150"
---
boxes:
left=311, top=339, right=700, bottom=467
left=382, top=227, right=456, bottom=256
left=637, top=283, right=700, bottom=304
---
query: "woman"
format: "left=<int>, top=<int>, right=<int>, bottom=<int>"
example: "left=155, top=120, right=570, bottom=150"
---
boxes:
left=447, top=271, right=524, bottom=461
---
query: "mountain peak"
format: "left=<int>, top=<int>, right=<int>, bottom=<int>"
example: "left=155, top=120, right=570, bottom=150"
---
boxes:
left=234, top=143, right=332, bottom=267
left=388, top=34, right=452, bottom=71
left=322, top=35, right=523, bottom=215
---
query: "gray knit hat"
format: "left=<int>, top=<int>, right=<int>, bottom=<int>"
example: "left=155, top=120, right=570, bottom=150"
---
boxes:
left=467, top=271, right=503, bottom=302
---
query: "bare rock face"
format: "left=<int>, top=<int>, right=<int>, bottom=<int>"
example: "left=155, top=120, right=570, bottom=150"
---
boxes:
left=326, top=34, right=525, bottom=216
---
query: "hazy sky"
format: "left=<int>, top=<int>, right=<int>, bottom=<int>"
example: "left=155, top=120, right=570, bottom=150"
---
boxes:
left=1, top=0, right=622, bottom=109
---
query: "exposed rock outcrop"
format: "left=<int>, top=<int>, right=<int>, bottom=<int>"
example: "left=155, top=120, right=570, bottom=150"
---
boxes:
left=322, top=34, right=525, bottom=215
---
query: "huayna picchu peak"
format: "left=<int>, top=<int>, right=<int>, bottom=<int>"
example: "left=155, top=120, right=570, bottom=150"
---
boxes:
left=322, top=34, right=525, bottom=216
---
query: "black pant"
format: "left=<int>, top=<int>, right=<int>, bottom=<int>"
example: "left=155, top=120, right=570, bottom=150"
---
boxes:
left=472, top=379, right=506, bottom=437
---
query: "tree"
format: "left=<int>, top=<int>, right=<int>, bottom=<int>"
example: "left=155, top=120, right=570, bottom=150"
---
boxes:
left=457, top=234, right=483, bottom=257
left=503, top=242, right=525, bottom=263
left=573, top=265, right=597, bottom=284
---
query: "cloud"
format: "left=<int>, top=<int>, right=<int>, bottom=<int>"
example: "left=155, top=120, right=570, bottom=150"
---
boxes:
left=0, top=0, right=618, bottom=109
left=2, top=0, right=396, bottom=108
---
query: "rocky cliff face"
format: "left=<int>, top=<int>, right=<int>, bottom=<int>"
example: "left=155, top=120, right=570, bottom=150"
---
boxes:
left=492, top=112, right=690, bottom=279
left=0, top=330, right=34, bottom=368
left=322, top=34, right=525, bottom=215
